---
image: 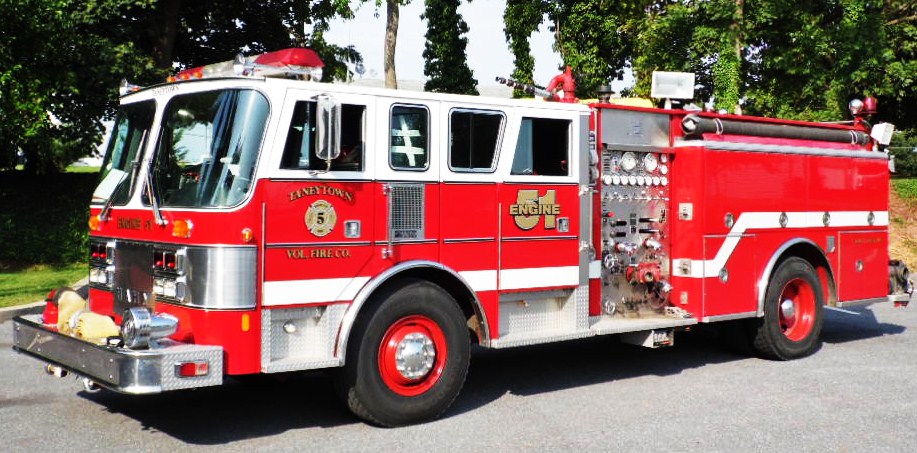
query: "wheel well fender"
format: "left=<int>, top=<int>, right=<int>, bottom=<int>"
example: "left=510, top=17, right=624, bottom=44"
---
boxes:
left=334, top=260, right=489, bottom=363
left=757, top=239, right=836, bottom=316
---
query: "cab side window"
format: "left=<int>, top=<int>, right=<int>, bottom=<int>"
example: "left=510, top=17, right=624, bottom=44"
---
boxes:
left=281, top=101, right=365, bottom=171
left=449, top=109, right=503, bottom=172
left=511, top=117, right=570, bottom=176
left=389, top=105, right=429, bottom=170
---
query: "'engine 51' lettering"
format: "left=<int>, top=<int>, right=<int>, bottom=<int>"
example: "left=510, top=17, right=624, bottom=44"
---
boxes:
left=509, top=189, right=559, bottom=230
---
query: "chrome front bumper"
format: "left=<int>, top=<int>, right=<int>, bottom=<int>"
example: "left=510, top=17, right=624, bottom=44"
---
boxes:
left=12, top=314, right=223, bottom=394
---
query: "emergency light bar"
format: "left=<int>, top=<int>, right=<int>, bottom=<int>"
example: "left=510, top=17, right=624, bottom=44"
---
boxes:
left=169, top=48, right=325, bottom=82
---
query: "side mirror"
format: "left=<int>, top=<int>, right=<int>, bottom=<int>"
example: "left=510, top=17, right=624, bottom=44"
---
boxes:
left=316, top=94, right=341, bottom=161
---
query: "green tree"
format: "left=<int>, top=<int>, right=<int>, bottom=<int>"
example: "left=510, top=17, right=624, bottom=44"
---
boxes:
left=422, top=0, right=478, bottom=95
left=550, top=0, right=642, bottom=98
left=0, top=0, right=362, bottom=174
left=630, top=0, right=917, bottom=126
left=889, top=131, right=917, bottom=177
left=0, top=0, right=158, bottom=174
left=503, top=0, right=642, bottom=99
left=503, top=0, right=544, bottom=98
left=132, top=0, right=360, bottom=81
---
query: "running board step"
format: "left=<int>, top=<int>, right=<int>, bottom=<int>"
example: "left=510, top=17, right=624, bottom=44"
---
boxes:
left=589, top=316, right=697, bottom=336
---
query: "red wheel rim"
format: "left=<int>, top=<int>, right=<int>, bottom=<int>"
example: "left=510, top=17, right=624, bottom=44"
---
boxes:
left=778, top=277, right=816, bottom=342
left=377, top=315, right=448, bottom=396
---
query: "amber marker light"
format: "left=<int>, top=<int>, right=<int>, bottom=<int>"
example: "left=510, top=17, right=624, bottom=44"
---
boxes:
left=172, top=219, right=193, bottom=238
left=88, top=214, right=101, bottom=231
left=241, top=227, right=254, bottom=243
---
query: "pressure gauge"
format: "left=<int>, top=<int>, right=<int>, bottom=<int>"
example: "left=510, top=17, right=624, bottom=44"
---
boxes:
left=610, top=151, right=622, bottom=172
left=642, top=153, right=658, bottom=172
left=652, top=176, right=661, bottom=186
left=660, top=154, right=668, bottom=164
left=620, top=152, right=638, bottom=172
left=660, top=176, right=669, bottom=186
left=602, top=174, right=612, bottom=185
left=636, top=175, right=645, bottom=186
left=659, top=165, right=669, bottom=175
left=611, top=175, right=621, bottom=185
left=628, top=175, right=638, bottom=185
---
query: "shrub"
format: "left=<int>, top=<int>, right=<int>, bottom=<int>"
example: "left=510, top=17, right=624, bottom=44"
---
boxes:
left=0, top=170, right=96, bottom=264
left=889, top=129, right=917, bottom=178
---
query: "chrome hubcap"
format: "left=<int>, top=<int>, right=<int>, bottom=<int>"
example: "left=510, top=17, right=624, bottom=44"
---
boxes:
left=394, top=332, right=436, bottom=380
left=780, top=298, right=796, bottom=325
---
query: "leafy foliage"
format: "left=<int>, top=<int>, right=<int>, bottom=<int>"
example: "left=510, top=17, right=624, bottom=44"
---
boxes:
left=503, top=0, right=644, bottom=98
left=0, top=170, right=97, bottom=264
left=422, top=0, right=478, bottom=95
left=0, top=0, right=364, bottom=175
left=549, top=0, right=642, bottom=97
left=0, top=0, right=158, bottom=174
left=630, top=0, right=917, bottom=126
left=503, top=0, right=547, bottom=97
left=890, top=131, right=917, bottom=177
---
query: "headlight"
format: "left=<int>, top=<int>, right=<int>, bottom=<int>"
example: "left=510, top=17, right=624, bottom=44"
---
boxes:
left=120, top=307, right=178, bottom=349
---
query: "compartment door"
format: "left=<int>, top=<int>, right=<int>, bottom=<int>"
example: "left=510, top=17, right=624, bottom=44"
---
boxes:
left=837, top=231, right=888, bottom=302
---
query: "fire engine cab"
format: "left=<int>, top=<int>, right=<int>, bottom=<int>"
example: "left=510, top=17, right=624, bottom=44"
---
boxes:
left=12, top=48, right=912, bottom=427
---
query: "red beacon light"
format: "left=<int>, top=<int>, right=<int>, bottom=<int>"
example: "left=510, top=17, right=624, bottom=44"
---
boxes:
left=170, top=48, right=324, bottom=82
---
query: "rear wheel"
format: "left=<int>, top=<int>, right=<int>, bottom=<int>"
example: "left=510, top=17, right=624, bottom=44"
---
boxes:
left=751, top=257, right=824, bottom=360
left=339, top=279, right=470, bottom=427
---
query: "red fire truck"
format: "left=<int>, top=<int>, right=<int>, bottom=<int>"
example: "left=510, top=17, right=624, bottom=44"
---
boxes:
left=12, top=48, right=912, bottom=427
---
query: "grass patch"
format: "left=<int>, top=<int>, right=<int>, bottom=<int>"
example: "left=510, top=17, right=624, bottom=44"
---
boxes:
left=892, top=177, right=917, bottom=200
left=65, top=165, right=100, bottom=174
left=0, top=262, right=86, bottom=308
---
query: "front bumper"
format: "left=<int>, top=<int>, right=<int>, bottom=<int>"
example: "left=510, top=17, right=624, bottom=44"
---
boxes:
left=12, top=314, right=223, bottom=394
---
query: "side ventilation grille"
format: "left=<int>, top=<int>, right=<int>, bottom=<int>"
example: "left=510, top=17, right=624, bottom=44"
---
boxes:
left=389, top=183, right=425, bottom=241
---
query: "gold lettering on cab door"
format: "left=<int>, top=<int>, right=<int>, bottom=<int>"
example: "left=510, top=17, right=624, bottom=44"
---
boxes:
left=286, top=248, right=351, bottom=259
left=289, top=185, right=355, bottom=202
left=509, top=189, right=559, bottom=230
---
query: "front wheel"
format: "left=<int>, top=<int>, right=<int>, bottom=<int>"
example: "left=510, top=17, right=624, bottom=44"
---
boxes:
left=339, top=279, right=470, bottom=427
left=750, top=257, right=825, bottom=360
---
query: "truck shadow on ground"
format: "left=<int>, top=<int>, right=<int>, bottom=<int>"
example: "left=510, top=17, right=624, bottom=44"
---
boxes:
left=820, top=308, right=906, bottom=343
left=79, top=371, right=355, bottom=443
left=77, top=307, right=905, bottom=444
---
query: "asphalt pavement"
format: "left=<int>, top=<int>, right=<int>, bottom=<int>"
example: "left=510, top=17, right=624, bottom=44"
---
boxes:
left=2, top=302, right=915, bottom=452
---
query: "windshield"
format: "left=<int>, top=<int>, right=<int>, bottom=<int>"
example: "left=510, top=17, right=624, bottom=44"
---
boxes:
left=151, top=89, right=269, bottom=208
left=92, top=101, right=155, bottom=204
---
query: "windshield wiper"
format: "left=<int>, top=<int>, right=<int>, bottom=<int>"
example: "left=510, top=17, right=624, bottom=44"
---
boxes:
left=100, top=130, right=147, bottom=222
left=145, top=157, right=165, bottom=226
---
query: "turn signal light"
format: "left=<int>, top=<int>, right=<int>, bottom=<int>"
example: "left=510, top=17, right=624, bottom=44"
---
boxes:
left=172, top=219, right=193, bottom=238
left=241, top=227, right=254, bottom=243
left=175, top=361, right=209, bottom=378
left=88, top=215, right=101, bottom=231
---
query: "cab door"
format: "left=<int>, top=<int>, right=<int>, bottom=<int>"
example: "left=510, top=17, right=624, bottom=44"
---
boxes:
left=498, top=111, right=584, bottom=294
left=261, top=90, right=378, bottom=308
left=492, top=109, right=589, bottom=340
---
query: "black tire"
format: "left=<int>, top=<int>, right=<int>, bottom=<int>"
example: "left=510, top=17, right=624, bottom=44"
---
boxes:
left=750, top=257, right=824, bottom=360
left=338, top=279, right=470, bottom=427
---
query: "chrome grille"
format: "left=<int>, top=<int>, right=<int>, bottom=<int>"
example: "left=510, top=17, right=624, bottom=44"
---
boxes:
left=113, top=241, right=154, bottom=314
